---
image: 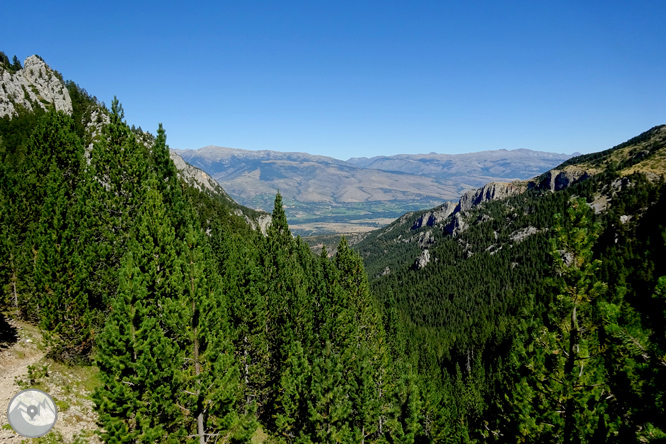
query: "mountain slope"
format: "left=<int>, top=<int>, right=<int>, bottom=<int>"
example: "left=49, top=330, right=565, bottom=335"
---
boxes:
left=0, top=54, right=269, bottom=233
left=356, top=124, right=666, bottom=279
left=0, top=52, right=417, bottom=443
left=352, top=125, right=666, bottom=441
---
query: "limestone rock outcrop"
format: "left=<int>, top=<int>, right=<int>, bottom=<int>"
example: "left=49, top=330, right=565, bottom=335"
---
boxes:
left=411, top=201, right=457, bottom=229
left=444, top=213, right=468, bottom=237
left=245, top=213, right=272, bottom=236
left=0, top=56, right=72, bottom=118
left=532, top=168, right=590, bottom=192
left=170, top=150, right=228, bottom=197
left=414, top=249, right=431, bottom=269
left=408, top=181, right=526, bottom=238
left=509, top=226, right=539, bottom=243
left=418, top=229, right=435, bottom=247
left=459, top=181, right=525, bottom=212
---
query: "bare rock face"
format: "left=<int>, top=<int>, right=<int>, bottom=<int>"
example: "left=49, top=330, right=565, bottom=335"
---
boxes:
left=0, top=56, right=72, bottom=118
left=235, top=211, right=272, bottom=236
left=254, top=214, right=272, bottom=235
left=411, top=201, right=458, bottom=229
left=170, top=151, right=229, bottom=196
left=414, top=249, right=431, bottom=269
left=418, top=229, right=435, bottom=247
left=510, top=226, right=539, bottom=243
left=444, top=212, right=468, bottom=237
left=535, top=168, right=590, bottom=192
left=459, top=181, right=525, bottom=212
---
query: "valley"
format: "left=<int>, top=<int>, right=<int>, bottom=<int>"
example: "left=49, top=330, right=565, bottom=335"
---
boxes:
left=173, top=146, right=574, bottom=235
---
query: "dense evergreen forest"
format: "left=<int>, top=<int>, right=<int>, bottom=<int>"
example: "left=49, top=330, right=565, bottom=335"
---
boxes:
left=0, top=77, right=420, bottom=443
left=1, top=52, right=666, bottom=442
left=354, top=126, right=666, bottom=442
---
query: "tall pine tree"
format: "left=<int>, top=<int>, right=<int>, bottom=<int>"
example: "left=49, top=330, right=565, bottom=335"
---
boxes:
left=179, top=221, right=255, bottom=443
left=94, top=181, right=184, bottom=442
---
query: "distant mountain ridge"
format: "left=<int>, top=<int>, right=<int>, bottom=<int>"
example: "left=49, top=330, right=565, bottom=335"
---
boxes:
left=173, top=146, right=575, bottom=235
left=172, top=146, right=464, bottom=204
left=347, top=148, right=579, bottom=188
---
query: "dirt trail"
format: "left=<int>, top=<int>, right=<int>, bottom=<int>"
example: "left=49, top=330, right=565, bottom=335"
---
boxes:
left=0, top=318, right=45, bottom=442
left=0, top=316, right=101, bottom=443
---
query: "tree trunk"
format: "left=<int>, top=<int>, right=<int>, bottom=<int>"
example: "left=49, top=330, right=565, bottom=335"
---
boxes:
left=563, top=304, right=578, bottom=444
left=244, top=335, right=250, bottom=412
left=193, top=294, right=205, bottom=444
left=11, top=253, right=18, bottom=308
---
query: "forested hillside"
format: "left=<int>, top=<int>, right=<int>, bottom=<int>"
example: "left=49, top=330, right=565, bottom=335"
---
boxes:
left=354, top=125, right=666, bottom=442
left=0, top=54, right=420, bottom=443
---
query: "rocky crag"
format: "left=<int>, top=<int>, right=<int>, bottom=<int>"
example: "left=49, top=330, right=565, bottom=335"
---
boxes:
left=0, top=55, right=72, bottom=117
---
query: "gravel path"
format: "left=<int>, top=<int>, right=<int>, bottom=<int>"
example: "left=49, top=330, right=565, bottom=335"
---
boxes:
left=0, top=318, right=45, bottom=442
left=0, top=316, right=101, bottom=443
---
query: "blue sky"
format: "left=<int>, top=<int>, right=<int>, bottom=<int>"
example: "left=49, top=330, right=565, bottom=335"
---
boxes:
left=3, top=1, right=665, bottom=159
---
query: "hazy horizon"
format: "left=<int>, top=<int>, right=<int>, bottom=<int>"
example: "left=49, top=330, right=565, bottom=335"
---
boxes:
left=174, top=144, right=581, bottom=161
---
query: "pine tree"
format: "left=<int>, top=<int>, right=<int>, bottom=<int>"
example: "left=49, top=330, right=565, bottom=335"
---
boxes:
left=211, top=224, right=270, bottom=416
left=389, top=366, right=422, bottom=444
left=261, top=192, right=301, bottom=426
left=11, top=55, right=21, bottom=71
left=150, top=123, right=187, bottom=237
left=3, top=111, right=85, bottom=321
left=94, top=182, right=184, bottom=442
left=275, top=340, right=311, bottom=443
left=334, top=237, right=388, bottom=442
left=308, top=342, right=353, bottom=443
left=34, top=165, right=92, bottom=362
left=505, top=198, right=610, bottom=443
left=84, top=98, right=151, bottom=311
left=94, top=250, right=183, bottom=442
left=0, top=157, right=21, bottom=310
left=179, top=222, right=254, bottom=443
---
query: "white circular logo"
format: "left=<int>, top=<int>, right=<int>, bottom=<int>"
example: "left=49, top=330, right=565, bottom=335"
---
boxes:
left=7, top=389, right=58, bottom=438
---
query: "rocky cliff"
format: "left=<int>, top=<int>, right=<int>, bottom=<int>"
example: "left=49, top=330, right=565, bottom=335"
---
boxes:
left=530, top=168, right=591, bottom=191
left=411, top=201, right=458, bottom=230
left=458, top=181, right=527, bottom=212
left=170, top=150, right=231, bottom=197
left=409, top=181, right=527, bottom=233
left=0, top=55, right=72, bottom=118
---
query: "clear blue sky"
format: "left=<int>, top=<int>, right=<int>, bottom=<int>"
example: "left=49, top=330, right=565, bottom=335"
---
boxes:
left=3, top=1, right=665, bottom=159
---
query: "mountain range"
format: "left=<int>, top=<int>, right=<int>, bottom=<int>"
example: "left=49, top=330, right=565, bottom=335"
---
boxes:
left=173, top=146, right=575, bottom=235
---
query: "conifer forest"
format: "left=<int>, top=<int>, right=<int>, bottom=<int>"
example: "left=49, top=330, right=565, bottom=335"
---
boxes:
left=1, top=57, right=666, bottom=443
